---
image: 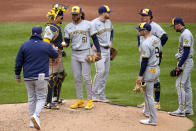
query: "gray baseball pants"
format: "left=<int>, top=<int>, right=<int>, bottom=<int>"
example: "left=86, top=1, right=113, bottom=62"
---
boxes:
left=93, top=47, right=110, bottom=100
left=25, top=80, right=48, bottom=117
left=143, top=66, right=160, bottom=123
left=71, top=49, right=92, bottom=100
left=176, top=58, right=194, bottom=113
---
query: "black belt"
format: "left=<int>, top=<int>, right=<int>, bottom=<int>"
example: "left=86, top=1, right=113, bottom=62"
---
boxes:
left=101, top=46, right=109, bottom=49
left=73, top=48, right=89, bottom=51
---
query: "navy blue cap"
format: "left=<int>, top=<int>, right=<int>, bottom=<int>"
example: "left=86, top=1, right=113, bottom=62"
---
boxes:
left=98, top=5, right=113, bottom=14
left=32, top=26, right=42, bottom=37
left=139, top=9, right=152, bottom=16
left=136, top=22, right=151, bottom=31
left=170, top=17, right=185, bottom=27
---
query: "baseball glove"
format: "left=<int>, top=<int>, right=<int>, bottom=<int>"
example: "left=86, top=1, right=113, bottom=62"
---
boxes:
left=133, top=82, right=146, bottom=93
left=110, top=47, right=118, bottom=61
left=170, top=67, right=183, bottom=77
left=85, top=53, right=101, bottom=63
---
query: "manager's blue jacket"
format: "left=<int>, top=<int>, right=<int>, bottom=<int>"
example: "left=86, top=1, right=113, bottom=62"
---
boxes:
left=15, top=35, right=58, bottom=81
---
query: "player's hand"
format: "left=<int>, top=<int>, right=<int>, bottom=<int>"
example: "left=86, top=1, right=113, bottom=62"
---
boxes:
left=109, top=43, right=112, bottom=48
left=136, top=76, right=143, bottom=84
left=16, top=78, right=21, bottom=83
left=92, top=45, right=97, bottom=51
left=52, top=45, right=58, bottom=50
left=176, top=67, right=181, bottom=75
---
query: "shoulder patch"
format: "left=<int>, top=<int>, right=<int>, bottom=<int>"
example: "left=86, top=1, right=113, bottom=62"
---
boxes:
left=46, top=32, right=51, bottom=36
left=50, top=26, right=58, bottom=33
left=184, top=39, right=189, bottom=44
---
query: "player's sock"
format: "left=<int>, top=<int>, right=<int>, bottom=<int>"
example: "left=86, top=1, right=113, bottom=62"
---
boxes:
left=154, top=82, right=160, bottom=102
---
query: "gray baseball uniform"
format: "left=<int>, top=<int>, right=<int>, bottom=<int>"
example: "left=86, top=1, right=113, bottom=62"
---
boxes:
left=175, top=28, right=194, bottom=113
left=64, top=20, right=92, bottom=100
left=141, top=35, right=162, bottom=123
left=91, top=18, right=113, bottom=101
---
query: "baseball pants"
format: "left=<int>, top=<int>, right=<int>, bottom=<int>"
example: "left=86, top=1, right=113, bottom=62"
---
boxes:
left=176, top=58, right=194, bottom=113
left=143, top=66, right=160, bottom=123
left=25, top=80, right=48, bottom=117
left=93, top=47, right=110, bottom=100
left=71, top=49, right=92, bottom=100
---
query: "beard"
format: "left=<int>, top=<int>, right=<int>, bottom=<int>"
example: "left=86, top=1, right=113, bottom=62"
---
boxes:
left=73, top=17, right=81, bottom=22
left=105, top=15, right=110, bottom=19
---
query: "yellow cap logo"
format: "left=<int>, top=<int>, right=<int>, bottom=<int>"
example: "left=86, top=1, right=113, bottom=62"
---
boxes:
left=104, top=5, right=110, bottom=12
left=142, top=9, right=149, bottom=15
left=139, top=22, right=146, bottom=30
left=71, top=6, right=81, bottom=14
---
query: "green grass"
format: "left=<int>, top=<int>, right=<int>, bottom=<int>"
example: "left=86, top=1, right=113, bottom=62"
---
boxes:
left=0, top=22, right=195, bottom=130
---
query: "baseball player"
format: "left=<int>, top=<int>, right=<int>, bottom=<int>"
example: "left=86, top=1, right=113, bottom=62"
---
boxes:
left=136, top=22, right=162, bottom=125
left=63, top=6, right=101, bottom=110
left=91, top=5, right=114, bottom=102
left=168, top=17, right=194, bottom=117
left=15, top=26, right=59, bottom=130
left=43, top=4, right=67, bottom=109
left=137, top=8, right=168, bottom=109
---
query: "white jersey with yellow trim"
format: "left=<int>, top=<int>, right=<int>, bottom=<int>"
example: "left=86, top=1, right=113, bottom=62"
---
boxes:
left=141, top=35, right=162, bottom=67
left=90, top=18, right=113, bottom=47
left=175, top=28, right=194, bottom=59
left=64, top=20, right=91, bottom=50
left=44, top=26, right=58, bottom=41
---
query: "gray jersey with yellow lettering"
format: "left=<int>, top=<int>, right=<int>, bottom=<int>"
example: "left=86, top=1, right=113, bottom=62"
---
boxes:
left=141, top=35, right=162, bottom=67
left=175, top=28, right=194, bottom=59
left=64, top=20, right=91, bottom=50
left=90, top=18, right=113, bottom=46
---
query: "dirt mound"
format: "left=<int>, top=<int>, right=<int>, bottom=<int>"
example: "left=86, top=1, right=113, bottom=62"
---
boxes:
left=0, top=100, right=193, bottom=131
left=0, top=0, right=196, bottom=22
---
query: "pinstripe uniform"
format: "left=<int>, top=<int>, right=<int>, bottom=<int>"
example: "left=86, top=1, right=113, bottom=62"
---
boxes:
left=64, top=20, right=92, bottom=100
left=141, top=35, right=162, bottom=123
left=91, top=18, right=113, bottom=101
left=175, top=28, right=194, bottom=114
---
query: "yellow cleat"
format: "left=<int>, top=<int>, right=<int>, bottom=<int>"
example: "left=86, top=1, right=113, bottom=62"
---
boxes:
left=137, top=102, right=145, bottom=108
left=84, top=100, right=94, bottom=110
left=155, top=102, right=160, bottom=110
left=70, top=100, right=84, bottom=109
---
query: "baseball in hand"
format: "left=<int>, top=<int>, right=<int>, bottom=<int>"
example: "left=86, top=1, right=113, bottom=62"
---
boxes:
left=61, top=42, right=66, bottom=47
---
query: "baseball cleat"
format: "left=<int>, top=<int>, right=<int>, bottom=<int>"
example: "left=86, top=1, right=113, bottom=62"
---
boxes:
left=137, top=102, right=145, bottom=108
left=85, top=100, right=94, bottom=110
left=44, top=103, right=59, bottom=110
left=92, top=96, right=101, bottom=102
left=185, top=110, right=194, bottom=116
left=155, top=102, right=161, bottom=110
left=31, top=114, right=40, bottom=130
left=140, top=119, right=157, bottom=126
left=29, top=119, right=34, bottom=128
left=70, top=100, right=85, bottom=109
left=168, top=110, right=185, bottom=117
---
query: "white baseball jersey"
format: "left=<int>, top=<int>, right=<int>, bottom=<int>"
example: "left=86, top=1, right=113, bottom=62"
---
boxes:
left=141, top=35, right=162, bottom=67
left=64, top=20, right=91, bottom=50
left=91, top=18, right=113, bottom=47
left=175, top=28, right=194, bottom=59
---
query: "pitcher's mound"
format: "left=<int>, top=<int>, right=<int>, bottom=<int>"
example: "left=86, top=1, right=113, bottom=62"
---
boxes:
left=0, top=100, right=193, bottom=131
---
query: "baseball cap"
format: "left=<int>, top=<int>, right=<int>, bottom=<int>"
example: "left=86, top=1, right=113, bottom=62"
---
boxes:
left=170, top=17, right=185, bottom=27
left=32, top=26, right=42, bottom=37
left=139, top=8, right=152, bottom=16
left=136, top=22, right=151, bottom=31
left=98, top=5, right=113, bottom=14
left=71, top=6, right=82, bottom=14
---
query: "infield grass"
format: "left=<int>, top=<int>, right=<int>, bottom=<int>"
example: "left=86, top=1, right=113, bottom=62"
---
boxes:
left=0, top=22, right=195, bottom=130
